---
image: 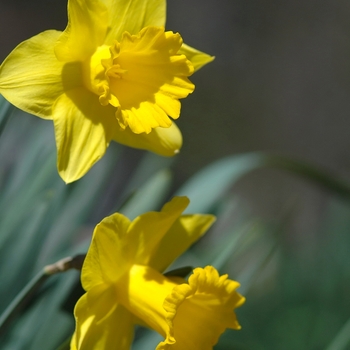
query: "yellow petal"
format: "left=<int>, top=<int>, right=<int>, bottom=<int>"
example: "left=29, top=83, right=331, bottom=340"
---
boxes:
left=113, top=122, right=182, bottom=157
left=82, top=212, right=131, bottom=291
left=158, top=266, right=245, bottom=350
left=115, top=264, right=178, bottom=337
left=52, top=88, right=118, bottom=183
left=55, top=0, right=108, bottom=62
left=72, top=285, right=134, bottom=350
left=127, top=197, right=189, bottom=265
left=82, top=197, right=189, bottom=291
left=149, top=214, right=216, bottom=272
left=103, top=0, right=166, bottom=44
left=0, top=30, right=81, bottom=119
left=179, top=43, right=215, bottom=72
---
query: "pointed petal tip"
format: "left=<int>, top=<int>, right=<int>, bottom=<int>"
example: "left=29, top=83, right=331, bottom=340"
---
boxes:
left=58, top=168, right=80, bottom=184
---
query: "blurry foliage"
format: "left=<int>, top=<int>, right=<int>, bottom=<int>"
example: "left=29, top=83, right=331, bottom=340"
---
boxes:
left=0, top=96, right=349, bottom=349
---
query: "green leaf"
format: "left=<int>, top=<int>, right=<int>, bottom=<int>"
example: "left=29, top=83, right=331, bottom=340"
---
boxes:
left=326, top=317, right=350, bottom=350
left=176, top=153, right=350, bottom=214
left=119, top=168, right=172, bottom=220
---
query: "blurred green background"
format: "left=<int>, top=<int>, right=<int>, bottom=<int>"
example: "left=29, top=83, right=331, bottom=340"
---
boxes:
left=1, top=1, right=350, bottom=349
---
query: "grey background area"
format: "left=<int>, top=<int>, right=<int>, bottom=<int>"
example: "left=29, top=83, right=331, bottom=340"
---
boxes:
left=1, top=0, right=350, bottom=232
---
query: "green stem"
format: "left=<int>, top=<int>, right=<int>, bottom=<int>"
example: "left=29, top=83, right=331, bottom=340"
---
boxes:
left=0, top=254, right=85, bottom=336
left=0, top=270, right=49, bottom=336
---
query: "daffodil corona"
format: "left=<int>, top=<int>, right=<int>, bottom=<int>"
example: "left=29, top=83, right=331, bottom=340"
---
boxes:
left=81, top=26, right=195, bottom=134
left=0, top=0, right=214, bottom=183
left=71, top=197, right=245, bottom=350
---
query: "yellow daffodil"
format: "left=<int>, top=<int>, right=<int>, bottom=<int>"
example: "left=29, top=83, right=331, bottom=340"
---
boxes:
left=0, top=0, right=214, bottom=183
left=71, top=196, right=245, bottom=349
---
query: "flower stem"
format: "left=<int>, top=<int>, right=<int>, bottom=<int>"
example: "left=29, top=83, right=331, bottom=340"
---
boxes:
left=0, top=254, right=85, bottom=335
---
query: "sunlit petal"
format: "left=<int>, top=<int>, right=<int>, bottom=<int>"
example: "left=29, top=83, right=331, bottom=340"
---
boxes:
left=148, top=214, right=216, bottom=272
left=113, top=122, right=182, bottom=157
left=179, top=43, right=215, bottom=72
left=82, top=212, right=131, bottom=291
left=103, top=0, right=166, bottom=43
left=55, top=0, right=108, bottom=62
left=0, top=30, right=81, bottom=119
left=115, top=264, right=183, bottom=337
left=72, top=285, right=134, bottom=350
left=53, top=88, right=117, bottom=183
left=127, top=197, right=189, bottom=265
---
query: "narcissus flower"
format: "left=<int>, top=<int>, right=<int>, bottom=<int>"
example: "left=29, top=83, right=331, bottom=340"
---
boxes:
left=0, top=0, right=214, bottom=183
left=71, top=196, right=245, bottom=350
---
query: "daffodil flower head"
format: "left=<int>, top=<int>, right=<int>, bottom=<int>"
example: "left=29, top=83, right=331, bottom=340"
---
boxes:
left=71, top=196, right=245, bottom=349
left=0, top=0, right=214, bottom=183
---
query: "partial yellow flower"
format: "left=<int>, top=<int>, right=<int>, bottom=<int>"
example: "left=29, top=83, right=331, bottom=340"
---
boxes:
left=71, top=196, right=245, bottom=350
left=0, top=0, right=214, bottom=183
